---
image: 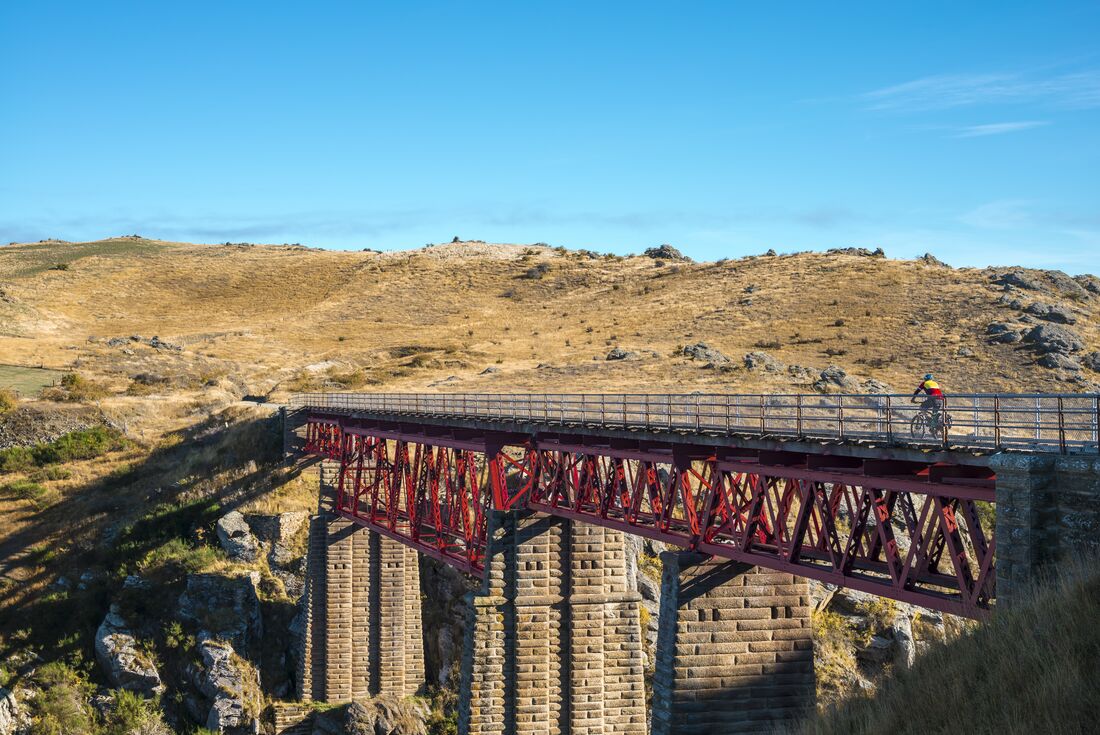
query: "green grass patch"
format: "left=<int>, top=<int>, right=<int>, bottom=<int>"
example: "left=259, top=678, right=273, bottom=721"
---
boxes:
left=0, top=364, right=63, bottom=397
left=4, top=238, right=167, bottom=277
left=137, top=538, right=222, bottom=584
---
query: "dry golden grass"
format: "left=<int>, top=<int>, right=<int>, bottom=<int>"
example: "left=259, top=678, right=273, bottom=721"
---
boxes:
left=794, top=561, right=1100, bottom=735
left=1, top=238, right=1096, bottom=404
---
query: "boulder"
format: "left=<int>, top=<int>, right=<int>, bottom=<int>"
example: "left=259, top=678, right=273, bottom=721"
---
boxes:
left=1024, top=302, right=1077, bottom=324
left=813, top=365, right=857, bottom=393
left=918, top=253, right=947, bottom=266
left=216, top=511, right=260, bottom=562
left=682, top=342, right=730, bottom=364
left=479, top=366, right=500, bottom=375
left=1038, top=353, right=1081, bottom=371
left=743, top=351, right=783, bottom=373
left=605, top=347, right=638, bottom=361
left=1084, top=353, right=1100, bottom=373
left=1023, top=324, right=1085, bottom=355
left=95, top=607, right=165, bottom=696
left=349, top=695, right=430, bottom=735
left=147, top=335, right=182, bottom=351
left=989, top=331, right=1023, bottom=344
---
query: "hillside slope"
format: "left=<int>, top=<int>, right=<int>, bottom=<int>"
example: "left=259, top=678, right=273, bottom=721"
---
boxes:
left=795, top=563, right=1100, bottom=735
left=2, top=238, right=1098, bottom=406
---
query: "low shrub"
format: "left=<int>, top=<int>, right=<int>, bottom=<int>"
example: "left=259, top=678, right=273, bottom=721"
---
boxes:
left=104, top=688, right=172, bottom=735
left=1, top=479, right=48, bottom=504
left=41, top=372, right=108, bottom=402
left=0, top=388, right=17, bottom=414
left=26, top=661, right=97, bottom=735
left=0, top=445, right=36, bottom=473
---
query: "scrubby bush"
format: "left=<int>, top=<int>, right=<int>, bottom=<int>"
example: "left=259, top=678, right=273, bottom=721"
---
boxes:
left=42, top=372, right=108, bottom=402
left=0, top=445, right=36, bottom=472
left=0, top=387, right=17, bottom=414
left=26, top=661, right=97, bottom=735
left=1, top=478, right=48, bottom=504
left=35, top=426, right=125, bottom=463
left=103, top=688, right=172, bottom=735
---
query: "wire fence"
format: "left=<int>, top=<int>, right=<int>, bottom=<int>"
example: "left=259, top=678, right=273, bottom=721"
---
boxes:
left=289, top=392, right=1100, bottom=455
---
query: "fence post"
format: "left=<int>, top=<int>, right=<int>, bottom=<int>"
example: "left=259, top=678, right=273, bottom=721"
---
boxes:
left=885, top=394, right=893, bottom=444
left=1058, top=396, right=1066, bottom=454
left=725, top=395, right=731, bottom=433
left=667, top=394, right=673, bottom=430
left=837, top=395, right=844, bottom=440
left=994, top=395, right=1001, bottom=449
left=759, top=396, right=766, bottom=435
left=796, top=394, right=803, bottom=438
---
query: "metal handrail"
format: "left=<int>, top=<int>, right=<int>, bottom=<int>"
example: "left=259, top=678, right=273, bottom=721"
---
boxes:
left=289, top=392, right=1100, bottom=455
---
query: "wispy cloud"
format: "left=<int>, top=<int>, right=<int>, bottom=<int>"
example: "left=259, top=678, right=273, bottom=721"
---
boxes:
left=864, top=70, right=1100, bottom=111
left=954, top=120, right=1049, bottom=137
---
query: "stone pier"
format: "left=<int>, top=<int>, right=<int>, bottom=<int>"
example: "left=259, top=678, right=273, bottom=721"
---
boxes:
left=459, top=512, right=648, bottom=735
left=651, top=553, right=814, bottom=735
left=992, top=454, right=1100, bottom=606
left=296, top=512, right=425, bottom=701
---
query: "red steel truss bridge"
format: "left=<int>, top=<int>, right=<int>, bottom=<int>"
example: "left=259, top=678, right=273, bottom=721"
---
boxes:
left=289, top=392, right=1100, bottom=619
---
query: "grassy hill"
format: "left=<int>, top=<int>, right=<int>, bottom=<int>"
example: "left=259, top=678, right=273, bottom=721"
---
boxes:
left=2, top=237, right=1097, bottom=406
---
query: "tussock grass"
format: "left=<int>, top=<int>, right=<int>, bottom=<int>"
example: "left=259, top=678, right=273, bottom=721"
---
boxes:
left=796, top=561, right=1100, bottom=735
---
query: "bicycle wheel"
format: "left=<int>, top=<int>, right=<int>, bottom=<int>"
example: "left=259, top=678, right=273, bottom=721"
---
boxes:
left=910, top=412, right=930, bottom=438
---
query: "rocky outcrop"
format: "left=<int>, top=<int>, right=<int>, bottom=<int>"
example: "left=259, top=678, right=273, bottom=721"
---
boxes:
left=95, top=607, right=165, bottom=696
left=827, top=247, right=885, bottom=258
left=1023, top=324, right=1085, bottom=371
left=682, top=342, right=730, bottom=364
left=814, top=365, right=857, bottom=393
left=1024, top=302, right=1077, bottom=324
left=1084, top=353, right=1100, bottom=373
left=191, top=640, right=260, bottom=735
left=216, top=511, right=260, bottom=562
left=643, top=244, right=690, bottom=262
left=606, top=347, right=639, bottom=361
left=0, top=688, right=25, bottom=735
left=743, top=351, right=783, bottom=373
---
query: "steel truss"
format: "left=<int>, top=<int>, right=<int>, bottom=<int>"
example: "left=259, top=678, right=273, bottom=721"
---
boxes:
left=303, top=413, right=997, bottom=618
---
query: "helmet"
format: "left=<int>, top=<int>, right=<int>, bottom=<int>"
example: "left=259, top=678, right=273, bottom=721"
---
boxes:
left=924, top=373, right=934, bottom=380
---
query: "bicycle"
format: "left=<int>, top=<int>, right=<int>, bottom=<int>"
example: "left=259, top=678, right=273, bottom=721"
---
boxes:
left=909, top=399, right=953, bottom=439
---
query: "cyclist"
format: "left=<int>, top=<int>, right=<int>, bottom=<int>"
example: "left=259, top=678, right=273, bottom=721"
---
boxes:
left=911, top=373, right=945, bottom=428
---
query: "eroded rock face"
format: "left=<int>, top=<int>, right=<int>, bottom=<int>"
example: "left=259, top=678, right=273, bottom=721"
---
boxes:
left=178, top=573, right=263, bottom=654
left=216, top=511, right=260, bottom=563
left=0, top=688, right=25, bottom=735
left=312, top=695, right=430, bottom=735
left=643, top=244, right=690, bottom=262
left=191, top=640, right=260, bottom=735
left=95, top=607, right=165, bottom=696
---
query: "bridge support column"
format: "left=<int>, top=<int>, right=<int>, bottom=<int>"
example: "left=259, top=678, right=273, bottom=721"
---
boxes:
left=459, top=513, right=647, bottom=735
left=297, top=512, right=424, bottom=702
left=651, top=553, right=814, bottom=735
left=992, top=454, right=1100, bottom=607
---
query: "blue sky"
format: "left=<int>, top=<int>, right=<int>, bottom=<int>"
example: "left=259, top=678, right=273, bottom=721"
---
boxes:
left=2, top=2, right=1098, bottom=273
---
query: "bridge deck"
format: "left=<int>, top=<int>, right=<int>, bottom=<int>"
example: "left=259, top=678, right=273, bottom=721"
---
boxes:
left=291, top=391, right=1100, bottom=455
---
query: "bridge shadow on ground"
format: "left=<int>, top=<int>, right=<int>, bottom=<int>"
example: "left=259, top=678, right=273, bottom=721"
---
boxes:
left=0, top=406, right=299, bottom=686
